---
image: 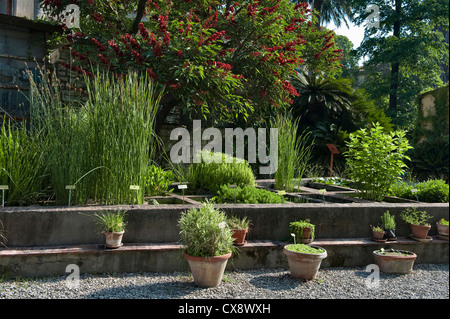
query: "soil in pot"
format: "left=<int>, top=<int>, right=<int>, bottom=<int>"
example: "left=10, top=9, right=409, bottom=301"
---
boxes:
left=183, top=252, right=232, bottom=288
left=373, top=249, right=417, bottom=274
left=283, top=244, right=327, bottom=280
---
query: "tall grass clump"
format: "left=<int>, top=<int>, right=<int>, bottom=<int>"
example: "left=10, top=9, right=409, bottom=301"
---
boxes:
left=29, top=66, right=162, bottom=205
left=0, top=118, right=46, bottom=205
left=271, top=114, right=314, bottom=192
left=83, top=72, right=162, bottom=204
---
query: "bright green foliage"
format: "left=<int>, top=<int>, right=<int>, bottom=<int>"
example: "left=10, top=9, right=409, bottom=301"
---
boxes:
left=144, top=165, right=174, bottom=196
left=90, top=209, right=127, bottom=233
left=0, top=119, right=46, bottom=205
left=227, top=215, right=251, bottom=230
left=289, top=220, right=315, bottom=239
left=178, top=201, right=235, bottom=257
left=389, top=179, right=449, bottom=203
left=30, top=68, right=162, bottom=205
left=285, top=244, right=324, bottom=254
left=214, top=185, right=284, bottom=204
left=272, top=113, right=313, bottom=192
left=187, top=151, right=255, bottom=193
left=400, top=207, right=433, bottom=226
left=381, top=211, right=396, bottom=230
left=344, top=122, right=413, bottom=201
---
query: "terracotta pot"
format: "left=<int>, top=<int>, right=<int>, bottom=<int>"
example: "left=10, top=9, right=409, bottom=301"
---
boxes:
left=373, top=249, right=417, bottom=274
left=283, top=245, right=327, bottom=280
left=372, top=230, right=385, bottom=240
left=183, top=252, right=232, bottom=288
left=410, top=223, right=431, bottom=239
left=104, top=231, right=124, bottom=249
left=232, top=228, right=248, bottom=246
left=436, top=222, right=449, bottom=236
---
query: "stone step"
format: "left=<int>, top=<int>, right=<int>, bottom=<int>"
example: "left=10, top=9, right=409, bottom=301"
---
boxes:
left=0, top=237, right=448, bottom=278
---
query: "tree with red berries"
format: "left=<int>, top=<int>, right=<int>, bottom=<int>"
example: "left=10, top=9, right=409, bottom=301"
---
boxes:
left=41, top=0, right=343, bottom=130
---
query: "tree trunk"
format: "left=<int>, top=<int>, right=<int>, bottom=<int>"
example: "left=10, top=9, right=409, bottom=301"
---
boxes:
left=388, top=0, right=402, bottom=117
left=154, top=93, right=180, bottom=134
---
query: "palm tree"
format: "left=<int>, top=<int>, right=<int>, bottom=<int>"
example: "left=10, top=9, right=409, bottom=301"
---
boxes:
left=291, top=0, right=353, bottom=27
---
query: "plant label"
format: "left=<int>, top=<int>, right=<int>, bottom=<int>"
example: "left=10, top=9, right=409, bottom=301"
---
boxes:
left=318, top=189, right=327, bottom=194
left=411, top=189, right=418, bottom=193
left=178, top=184, right=188, bottom=189
left=0, top=185, right=8, bottom=190
left=65, top=185, right=76, bottom=190
left=130, top=185, right=140, bottom=190
left=228, top=185, right=238, bottom=189
left=277, top=190, right=286, bottom=195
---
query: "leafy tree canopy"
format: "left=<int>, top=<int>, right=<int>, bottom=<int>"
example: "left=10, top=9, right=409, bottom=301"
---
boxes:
left=40, top=0, right=343, bottom=128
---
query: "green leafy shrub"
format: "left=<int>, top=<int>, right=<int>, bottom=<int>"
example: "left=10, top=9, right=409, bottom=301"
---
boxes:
left=144, top=165, right=174, bottom=196
left=389, top=179, right=449, bottom=203
left=344, top=122, right=412, bottom=201
left=400, top=207, right=433, bottom=226
left=178, top=201, right=235, bottom=257
left=187, top=151, right=255, bottom=194
left=214, top=185, right=284, bottom=204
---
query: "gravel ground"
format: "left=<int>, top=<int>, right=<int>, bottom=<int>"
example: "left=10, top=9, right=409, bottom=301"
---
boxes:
left=1, top=263, right=448, bottom=300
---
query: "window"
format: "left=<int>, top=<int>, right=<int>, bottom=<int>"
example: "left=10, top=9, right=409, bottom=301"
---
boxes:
left=0, top=0, right=14, bottom=15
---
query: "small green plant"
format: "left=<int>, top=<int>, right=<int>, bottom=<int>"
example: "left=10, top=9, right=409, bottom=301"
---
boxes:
left=90, top=209, right=127, bottom=233
left=381, top=211, right=396, bottom=230
left=272, top=114, right=314, bottom=192
left=144, top=165, right=174, bottom=196
left=289, top=220, right=315, bottom=240
left=214, top=185, right=284, bottom=204
left=400, top=207, right=433, bottom=226
left=344, top=122, right=412, bottom=201
left=178, top=201, right=235, bottom=258
left=227, top=215, right=250, bottom=230
left=371, top=225, right=384, bottom=232
left=439, top=219, right=449, bottom=226
left=285, top=244, right=324, bottom=254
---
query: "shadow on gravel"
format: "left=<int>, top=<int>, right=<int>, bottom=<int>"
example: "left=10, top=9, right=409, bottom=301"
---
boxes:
left=84, top=280, right=202, bottom=299
left=249, top=273, right=303, bottom=291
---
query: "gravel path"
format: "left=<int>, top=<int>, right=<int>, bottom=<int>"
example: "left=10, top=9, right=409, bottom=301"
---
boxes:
left=1, top=264, right=448, bottom=300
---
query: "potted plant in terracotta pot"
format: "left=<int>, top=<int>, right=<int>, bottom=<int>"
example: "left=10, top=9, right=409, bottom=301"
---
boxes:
left=370, top=225, right=385, bottom=241
left=400, top=207, right=433, bottom=241
left=436, top=219, right=449, bottom=240
left=289, top=219, right=315, bottom=243
left=178, top=201, right=235, bottom=288
left=380, top=211, right=397, bottom=241
left=91, top=209, right=127, bottom=249
left=373, top=248, right=417, bottom=274
left=283, top=243, right=327, bottom=280
left=227, top=215, right=250, bottom=246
